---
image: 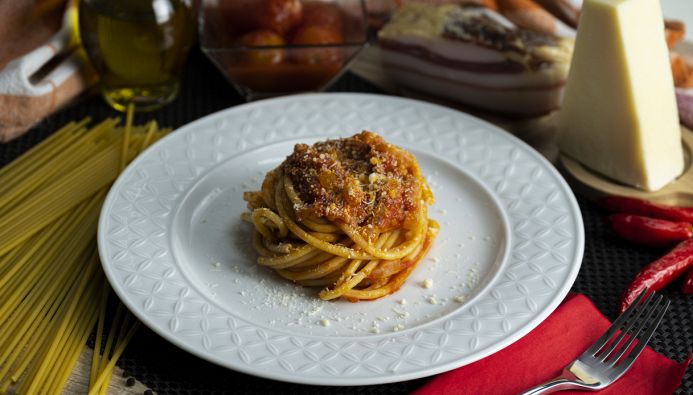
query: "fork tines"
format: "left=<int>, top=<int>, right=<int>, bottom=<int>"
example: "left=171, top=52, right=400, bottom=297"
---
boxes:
left=585, top=290, right=669, bottom=373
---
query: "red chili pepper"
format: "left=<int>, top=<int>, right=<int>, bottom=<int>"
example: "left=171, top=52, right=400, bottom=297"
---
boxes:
left=600, top=196, right=693, bottom=223
left=620, top=238, right=693, bottom=313
left=608, top=214, right=692, bottom=247
left=682, top=268, right=693, bottom=295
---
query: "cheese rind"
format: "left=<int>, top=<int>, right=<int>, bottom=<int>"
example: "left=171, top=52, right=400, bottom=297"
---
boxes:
left=557, top=0, right=683, bottom=191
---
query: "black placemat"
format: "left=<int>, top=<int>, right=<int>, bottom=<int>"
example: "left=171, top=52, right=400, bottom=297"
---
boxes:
left=1, top=49, right=690, bottom=394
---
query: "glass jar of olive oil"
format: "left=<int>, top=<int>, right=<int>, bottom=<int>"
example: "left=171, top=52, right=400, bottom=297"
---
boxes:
left=79, top=0, right=194, bottom=112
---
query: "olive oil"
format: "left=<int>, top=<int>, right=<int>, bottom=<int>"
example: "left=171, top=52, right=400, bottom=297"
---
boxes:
left=79, top=0, right=194, bottom=111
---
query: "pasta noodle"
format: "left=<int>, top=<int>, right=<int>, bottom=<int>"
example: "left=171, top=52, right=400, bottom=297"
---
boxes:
left=0, top=117, right=168, bottom=394
left=243, top=131, right=439, bottom=301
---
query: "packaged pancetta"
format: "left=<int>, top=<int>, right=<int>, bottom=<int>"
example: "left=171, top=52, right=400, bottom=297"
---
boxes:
left=378, top=3, right=573, bottom=116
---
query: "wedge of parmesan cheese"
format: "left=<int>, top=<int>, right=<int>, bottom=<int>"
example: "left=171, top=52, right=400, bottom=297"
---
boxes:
left=558, top=0, right=683, bottom=191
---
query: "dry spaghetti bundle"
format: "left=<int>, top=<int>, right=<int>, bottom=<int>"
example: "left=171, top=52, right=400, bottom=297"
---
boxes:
left=0, top=110, right=167, bottom=394
left=243, top=131, right=439, bottom=301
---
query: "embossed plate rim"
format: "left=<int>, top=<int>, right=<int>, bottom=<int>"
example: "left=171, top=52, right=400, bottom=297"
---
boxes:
left=98, top=93, right=584, bottom=385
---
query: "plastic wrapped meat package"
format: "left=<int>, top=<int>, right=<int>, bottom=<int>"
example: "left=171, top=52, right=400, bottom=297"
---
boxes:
left=374, top=1, right=693, bottom=119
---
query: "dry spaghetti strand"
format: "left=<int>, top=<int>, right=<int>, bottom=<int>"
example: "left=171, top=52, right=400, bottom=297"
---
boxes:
left=0, top=118, right=169, bottom=394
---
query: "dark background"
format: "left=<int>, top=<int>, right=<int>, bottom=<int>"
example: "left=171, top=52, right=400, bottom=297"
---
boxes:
left=1, top=49, right=690, bottom=394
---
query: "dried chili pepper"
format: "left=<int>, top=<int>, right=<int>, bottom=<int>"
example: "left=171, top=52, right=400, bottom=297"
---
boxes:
left=682, top=268, right=693, bottom=295
left=620, top=238, right=693, bottom=313
left=609, top=214, right=692, bottom=247
left=600, top=196, right=693, bottom=223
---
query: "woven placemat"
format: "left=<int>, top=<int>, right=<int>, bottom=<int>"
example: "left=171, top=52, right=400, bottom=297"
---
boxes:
left=1, top=49, right=690, bottom=394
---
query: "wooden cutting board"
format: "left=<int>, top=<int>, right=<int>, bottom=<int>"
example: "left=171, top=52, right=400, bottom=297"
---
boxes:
left=560, top=127, right=693, bottom=205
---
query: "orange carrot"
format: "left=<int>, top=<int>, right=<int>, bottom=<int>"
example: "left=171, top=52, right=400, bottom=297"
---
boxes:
left=481, top=0, right=498, bottom=11
left=496, top=0, right=556, bottom=35
left=671, top=53, right=691, bottom=88
left=665, top=20, right=685, bottom=49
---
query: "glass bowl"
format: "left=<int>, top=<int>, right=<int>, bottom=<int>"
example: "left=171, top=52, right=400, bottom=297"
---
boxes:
left=199, top=0, right=368, bottom=100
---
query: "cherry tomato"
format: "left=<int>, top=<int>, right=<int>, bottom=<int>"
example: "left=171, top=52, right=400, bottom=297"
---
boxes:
left=301, top=2, right=344, bottom=32
left=256, top=0, right=303, bottom=36
left=237, top=30, right=286, bottom=65
left=291, top=25, right=343, bottom=64
left=204, top=0, right=256, bottom=45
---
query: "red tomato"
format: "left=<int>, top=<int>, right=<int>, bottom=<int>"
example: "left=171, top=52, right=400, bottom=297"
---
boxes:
left=301, top=2, right=343, bottom=32
left=256, top=0, right=303, bottom=36
left=292, top=24, right=343, bottom=45
left=204, top=0, right=256, bottom=46
left=237, top=30, right=286, bottom=65
left=291, top=25, right=344, bottom=64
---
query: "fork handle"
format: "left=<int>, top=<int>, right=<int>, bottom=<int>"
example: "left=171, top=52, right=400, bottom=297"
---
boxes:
left=518, top=377, right=577, bottom=395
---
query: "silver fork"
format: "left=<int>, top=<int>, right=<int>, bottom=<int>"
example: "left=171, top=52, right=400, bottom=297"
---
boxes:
left=519, top=290, right=669, bottom=394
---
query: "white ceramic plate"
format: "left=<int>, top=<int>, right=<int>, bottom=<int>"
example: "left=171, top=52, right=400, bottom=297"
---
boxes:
left=98, top=93, right=584, bottom=385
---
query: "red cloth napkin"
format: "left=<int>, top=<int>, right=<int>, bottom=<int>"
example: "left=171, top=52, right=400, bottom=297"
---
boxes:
left=412, top=293, right=690, bottom=395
